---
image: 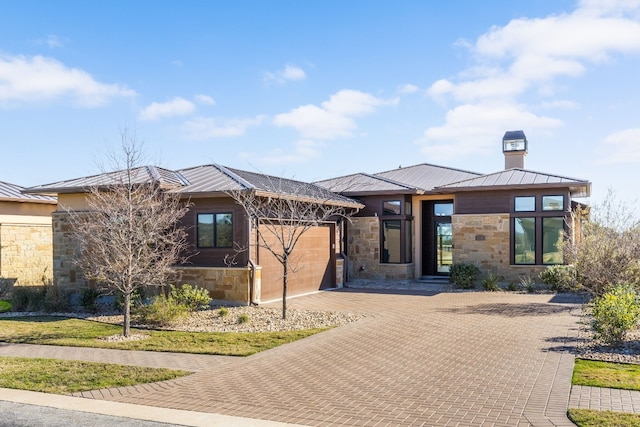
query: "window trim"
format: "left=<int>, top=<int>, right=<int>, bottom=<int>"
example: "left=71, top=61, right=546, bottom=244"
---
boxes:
left=197, top=212, right=234, bottom=249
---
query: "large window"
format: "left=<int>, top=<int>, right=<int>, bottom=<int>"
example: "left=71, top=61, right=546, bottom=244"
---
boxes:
left=197, top=213, right=233, bottom=248
left=380, top=198, right=412, bottom=264
left=511, top=195, right=566, bottom=265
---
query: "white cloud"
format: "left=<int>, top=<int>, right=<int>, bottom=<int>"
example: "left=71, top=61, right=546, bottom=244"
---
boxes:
left=35, top=35, right=65, bottom=48
left=182, top=115, right=266, bottom=140
left=0, top=54, right=135, bottom=107
left=241, top=139, right=321, bottom=166
left=264, top=64, right=307, bottom=84
left=194, top=94, right=216, bottom=105
left=421, top=1, right=640, bottom=159
left=274, top=89, right=396, bottom=140
left=138, top=97, right=196, bottom=121
left=600, top=128, right=640, bottom=164
left=398, top=83, right=419, bottom=94
left=418, top=102, right=562, bottom=161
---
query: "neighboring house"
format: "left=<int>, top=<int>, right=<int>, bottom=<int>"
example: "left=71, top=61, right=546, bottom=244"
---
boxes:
left=0, top=181, right=56, bottom=286
left=315, top=131, right=591, bottom=283
left=25, top=165, right=362, bottom=304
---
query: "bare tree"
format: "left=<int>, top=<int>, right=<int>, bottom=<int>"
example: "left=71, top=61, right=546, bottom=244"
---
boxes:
left=227, top=179, right=357, bottom=319
left=564, top=189, right=640, bottom=295
left=67, top=131, right=191, bottom=337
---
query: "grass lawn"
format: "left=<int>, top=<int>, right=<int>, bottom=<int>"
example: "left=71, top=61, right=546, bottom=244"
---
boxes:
left=568, top=408, right=640, bottom=426
left=573, top=358, right=640, bottom=391
left=0, top=300, right=11, bottom=313
left=0, top=316, right=325, bottom=356
left=569, top=359, right=640, bottom=426
left=0, top=355, right=189, bottom=394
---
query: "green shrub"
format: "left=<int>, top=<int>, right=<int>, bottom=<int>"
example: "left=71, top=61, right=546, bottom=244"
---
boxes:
left=520, top=275, right=536, bottom=293
left=449, top=264, right=480, bottom=289
left=43, top=283, right=70, bottom=313
left=507, top=282, right=519, bottom=292
left=81, top=288, right=101, bottom=313
left=0, top=300, right=11, bottom=313
left=539, top=265, right=580, bottom=292
left=481, top=273, right=501, bottom=292
left=114, top=287, right=145, bottom=313
left=218, top=306, right=229, bottom=317
left=11, top=286, right=46, bottom=311
left=169, top=284, right=211, bottom=311
left=591, top=284, right=640, bottom=344
left=237, top=313, right=250, bottom=324
left=134, top=295, right=189, bottom=326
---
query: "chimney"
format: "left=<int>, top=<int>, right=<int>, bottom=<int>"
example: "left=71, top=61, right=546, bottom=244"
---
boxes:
left=502, top=130, right=528, bottom=169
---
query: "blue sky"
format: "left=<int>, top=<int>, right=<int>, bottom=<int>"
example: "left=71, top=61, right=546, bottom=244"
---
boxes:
left=2, top=0, right=640, bottom=205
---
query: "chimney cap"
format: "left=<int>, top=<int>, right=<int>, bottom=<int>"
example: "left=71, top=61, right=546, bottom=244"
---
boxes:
left=503, top=130, right=527, bottom=141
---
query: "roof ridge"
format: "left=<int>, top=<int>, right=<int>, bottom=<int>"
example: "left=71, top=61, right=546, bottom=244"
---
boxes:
left=212, top=164, right=256, bottom=190
left=375, top=162, right=483, bottom=177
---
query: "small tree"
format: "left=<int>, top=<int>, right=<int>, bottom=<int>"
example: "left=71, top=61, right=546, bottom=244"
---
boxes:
left=227, top=178, right=356, bottom=319
left=564, top=189, right=640, bottom=295
left=67, top=131, right=190, bottom=337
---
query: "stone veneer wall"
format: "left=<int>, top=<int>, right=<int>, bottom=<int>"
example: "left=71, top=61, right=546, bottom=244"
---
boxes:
left=177, top=266, right=254, bottom=305
left=452, top=214, right=545, bottom=283
left=52, top=212, right=82, bottom=288
left=347, top=217, right=414, bottom=280
left=0, top=223, right=53, bottom=285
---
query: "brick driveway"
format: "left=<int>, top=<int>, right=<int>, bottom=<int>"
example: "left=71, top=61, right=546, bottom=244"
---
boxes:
left=3, top=289, right=583, bottom=426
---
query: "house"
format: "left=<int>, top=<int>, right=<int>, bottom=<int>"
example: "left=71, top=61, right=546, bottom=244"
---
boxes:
left=315, top=131, right=591, bottom=283
left=0, top=181, right=56, bottom=287
left=25, top=165, right=363, bottom=304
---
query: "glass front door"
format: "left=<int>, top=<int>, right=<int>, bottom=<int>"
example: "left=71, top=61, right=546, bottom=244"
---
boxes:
left=435, top=221, right=453, bottom=274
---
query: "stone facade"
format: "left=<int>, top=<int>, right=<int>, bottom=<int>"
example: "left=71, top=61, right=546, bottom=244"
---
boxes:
left=0, top=222, right=53, bottom=286
left=452, top=213, right=544, bottom=283
left=347, top=217, right=414, bottom=280
left=51, top=212, right=82, bottom=288
left=177, top=266, right=255, bottom=305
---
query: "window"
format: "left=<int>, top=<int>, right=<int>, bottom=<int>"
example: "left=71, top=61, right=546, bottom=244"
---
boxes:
left=511, top=194, right=566, bottom=265
left=405, top=220, right=413, bottom=263
left=383, top=200, right=401, bottom=215
left=515, top=196, right=535, bottom=212
left=514, top=217, right=535, bottom=264
left=382, top=220, right=401, bottom=263
left=542, top=195, right=564, bottom=211
left=197, top=213, right=233, bottom=248
left=434, top=202, right=453, bottom=216
left=542, top=217, right=564, bottom=264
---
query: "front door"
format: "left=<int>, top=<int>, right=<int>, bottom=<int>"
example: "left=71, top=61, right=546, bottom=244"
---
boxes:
left=435, top=220, right=453, bottom=274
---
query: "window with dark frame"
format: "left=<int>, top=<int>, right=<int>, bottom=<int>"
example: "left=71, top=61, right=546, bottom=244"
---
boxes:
left=197, top=213, right=233, bottom=248
left=380, top=199, right=413, bottom=264
left=511, top=195, right=565, bottom=265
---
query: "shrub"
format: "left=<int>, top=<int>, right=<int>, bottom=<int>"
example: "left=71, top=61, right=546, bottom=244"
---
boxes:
left=42, top=283, right=70, bottom=313
left=481, top=273, right=501, bottom=292
left=0, top=300, right=11, bottom=313
left=218, top=306, right=229, bottom=317
left=237, top=313, right=250, bottom=324
left=169, top=284, right=211, bottom=311
left=80, top=288, right=101, bottom=313
left=520, top=275, right=536, bottom=293
left=591, top=284, right=640, bottom=344
left=539, top=265, right=580, bottom=292
left=135, top=295, right=188, bottom=326
left=449, top=264, right=480, bottom=289
left=11, top=286, right=45, bottom=312
left=0, top=277, right=16, bottom=299
left=507, top=282, right=519, bottom=292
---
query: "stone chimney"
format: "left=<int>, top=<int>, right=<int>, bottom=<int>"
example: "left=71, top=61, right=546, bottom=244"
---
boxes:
left=502, top=130, right=528, bottom=169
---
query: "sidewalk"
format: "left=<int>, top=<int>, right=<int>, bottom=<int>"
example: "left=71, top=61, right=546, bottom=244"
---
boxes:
left=569, top=385, right=640, bottom=414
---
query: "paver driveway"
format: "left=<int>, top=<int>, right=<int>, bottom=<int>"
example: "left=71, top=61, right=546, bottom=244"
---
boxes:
left=5, top=289, right=583, bottom=426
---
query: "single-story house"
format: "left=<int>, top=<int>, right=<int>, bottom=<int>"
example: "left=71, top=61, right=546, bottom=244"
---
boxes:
left=25, top=130, right=591, bottom=302
left=25, top=165, right=363, bottom=304
left=315, top=131, right=591, bottom=283
left=0, top=181, right=56, bottom=287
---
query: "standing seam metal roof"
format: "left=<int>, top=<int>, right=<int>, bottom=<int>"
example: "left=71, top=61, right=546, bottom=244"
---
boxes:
left=0, top=181, right=56, bottom=203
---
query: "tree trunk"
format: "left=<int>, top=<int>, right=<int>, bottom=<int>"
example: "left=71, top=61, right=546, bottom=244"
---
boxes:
left=123, top=292, right=131, bottom=337
left=282, top=257, right=288, bottom=320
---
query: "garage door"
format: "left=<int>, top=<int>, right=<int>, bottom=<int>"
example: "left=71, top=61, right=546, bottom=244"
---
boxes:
left=258, top=223, right=333, bottom=302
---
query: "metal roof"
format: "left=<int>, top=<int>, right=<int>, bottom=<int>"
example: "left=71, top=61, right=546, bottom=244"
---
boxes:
left=0, top=180, right=56, bottom=203
left=436, top=168, right=591, bottom=197
left=24, top=164, right=362, bottom=208
left=24, top=166, right=189, bottom=195
left=374, top=163, right=482, bottom=193
left=315, top=173, right=421, bottom=195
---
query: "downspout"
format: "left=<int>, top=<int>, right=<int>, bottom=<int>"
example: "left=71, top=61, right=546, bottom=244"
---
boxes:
left=248, top=215, right=258, bottom=305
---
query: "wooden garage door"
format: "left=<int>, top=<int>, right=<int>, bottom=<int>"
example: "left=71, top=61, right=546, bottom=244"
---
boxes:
left=258, top=224, right=333, bottom=302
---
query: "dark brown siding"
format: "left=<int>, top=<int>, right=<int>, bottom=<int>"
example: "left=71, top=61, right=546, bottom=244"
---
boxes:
left=182, top=197, right=250, bottom=267
left=455, top=189, right=571, bottom=215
